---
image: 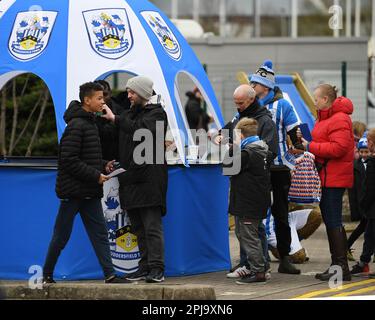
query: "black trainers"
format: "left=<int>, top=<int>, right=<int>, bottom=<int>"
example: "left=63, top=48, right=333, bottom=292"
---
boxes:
left=350, top=262, right=369, bottom=274
left=145, top=269, right=165, bottom=283
left=42, top=275, right=56, bottom=284
left=104, top=275, right=131, bottom=284
left=125, top=269, right=149, bottom=281
left=278, top=256, right=301, bottom=275
left=236, top=272, right=267, bottom=285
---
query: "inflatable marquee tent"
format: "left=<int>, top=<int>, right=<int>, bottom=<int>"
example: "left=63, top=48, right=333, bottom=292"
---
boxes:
left=0, top=0, right=230, bottom=279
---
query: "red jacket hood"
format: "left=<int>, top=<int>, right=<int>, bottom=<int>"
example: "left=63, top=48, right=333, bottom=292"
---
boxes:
left=318, top=96, right=353, bottom=121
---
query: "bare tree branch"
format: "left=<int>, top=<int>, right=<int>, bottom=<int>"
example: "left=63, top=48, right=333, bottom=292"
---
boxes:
left=20, top=74, right=30, bottom=99
left=13, top=88, right=44, bottom=150
left=26, top=89, right=50, bottom=157
left=8, top=79, right=19, bottom=155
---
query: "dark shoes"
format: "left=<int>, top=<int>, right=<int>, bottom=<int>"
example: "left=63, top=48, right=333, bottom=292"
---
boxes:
left=278, top=256, right=301, bottom=274
left=125, top=269, right=149, bottom=281
left=316, top=266, right=352, bottom=281
left=104, top=275, right=131, bottom=284
left=42, top=275, right=56, bottom=284
left=145, top=269, right=165, bottom=283
left=236, top=272, right=267, bottom=285
left=350, top=262, right=370, bottom=275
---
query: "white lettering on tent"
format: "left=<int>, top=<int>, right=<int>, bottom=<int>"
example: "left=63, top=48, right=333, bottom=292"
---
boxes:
left=141, top=11, right=181, bottom=61
left=83, top=8, right=133, bottom=60
left=8, top=11, right=58, bottom=61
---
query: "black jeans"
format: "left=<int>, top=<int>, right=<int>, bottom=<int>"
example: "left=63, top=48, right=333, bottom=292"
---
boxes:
left=127, top=206, right=165, bottom=272
left=271, top=170, right=291, bottom=258
left=348, top=217, right=367, bottom=249
left=43, top=198, right=115, bottom=279
left=360, top=219, right=375, bottom=264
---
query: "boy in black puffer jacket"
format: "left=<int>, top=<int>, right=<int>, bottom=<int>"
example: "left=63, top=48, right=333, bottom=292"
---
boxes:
left=43, top=82, right=129, bottom=284
left=351, top=128, right=375, bottom=277
left=223, top=118, right=272, bottom=284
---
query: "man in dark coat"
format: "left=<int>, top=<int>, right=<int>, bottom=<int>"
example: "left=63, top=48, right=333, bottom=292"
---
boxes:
left=94, top=80, right=130, bottom=161
left=214, top=84, right=278, bottom=160
left=43, top=82, right=129, bottom=284
left=102, top=76, right=168, bottom=283
left=185, top=87, right=211, bottom=131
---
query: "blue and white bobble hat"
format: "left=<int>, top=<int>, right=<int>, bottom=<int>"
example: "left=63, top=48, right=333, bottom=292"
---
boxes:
left=358, top=131, right=368, bottom=150
left=249, top=60, right=275, bottom=89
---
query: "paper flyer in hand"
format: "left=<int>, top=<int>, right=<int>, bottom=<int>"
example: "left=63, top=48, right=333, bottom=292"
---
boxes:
left=107, top=168, right=126, bottom=178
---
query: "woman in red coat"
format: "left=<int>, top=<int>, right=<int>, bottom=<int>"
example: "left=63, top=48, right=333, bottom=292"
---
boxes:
left=303, top=84, right=354, bottom=281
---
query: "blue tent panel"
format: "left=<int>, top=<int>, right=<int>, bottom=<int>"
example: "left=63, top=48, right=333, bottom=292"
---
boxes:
left=0, top=165, right=230, bottom=279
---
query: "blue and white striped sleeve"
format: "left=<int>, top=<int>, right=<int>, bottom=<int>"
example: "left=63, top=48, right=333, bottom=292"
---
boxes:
left=282, top=100, right=300, bottom=132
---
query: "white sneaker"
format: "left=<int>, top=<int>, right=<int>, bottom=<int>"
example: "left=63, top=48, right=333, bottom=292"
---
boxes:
left=226, top=266, right=251, bottom=278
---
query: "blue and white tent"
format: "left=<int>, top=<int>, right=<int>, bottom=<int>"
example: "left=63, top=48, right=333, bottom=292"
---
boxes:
left=0, top=0, right=231, bottom=280
left=0, top=0, right=224, bottom=164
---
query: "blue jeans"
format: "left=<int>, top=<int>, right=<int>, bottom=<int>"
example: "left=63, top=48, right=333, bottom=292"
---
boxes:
left=320, top=188, right=345, bottom=229
left=43, top=198, right=115, bottom=279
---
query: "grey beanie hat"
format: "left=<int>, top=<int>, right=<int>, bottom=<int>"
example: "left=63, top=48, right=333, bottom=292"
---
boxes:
left=126, top=76, right=154, bottom=100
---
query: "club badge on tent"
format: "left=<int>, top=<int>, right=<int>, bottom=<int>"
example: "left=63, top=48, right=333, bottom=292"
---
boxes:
left=8, top=11, right=57, bottom=61
left=142, top=11, right=181, bottom=61
left=83, top=9, right=133, bottom=59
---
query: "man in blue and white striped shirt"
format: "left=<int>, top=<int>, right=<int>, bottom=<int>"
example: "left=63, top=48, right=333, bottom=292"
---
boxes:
left=250, top=60, right=304, bottom=275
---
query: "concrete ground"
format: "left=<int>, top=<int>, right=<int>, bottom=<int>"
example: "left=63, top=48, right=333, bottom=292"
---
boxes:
left=1, top=223, right=375, bottom=300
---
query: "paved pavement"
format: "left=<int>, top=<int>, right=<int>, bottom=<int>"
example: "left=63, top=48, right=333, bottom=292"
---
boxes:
left=177, top=223, right=375, bottom=300
left=1, top=223, right=375, bottom=300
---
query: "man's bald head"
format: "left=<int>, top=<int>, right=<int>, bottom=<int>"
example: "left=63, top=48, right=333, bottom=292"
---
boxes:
left=233, top=84, right=256, bottom=112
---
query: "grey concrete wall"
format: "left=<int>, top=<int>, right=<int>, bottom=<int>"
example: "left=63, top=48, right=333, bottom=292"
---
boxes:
left=109, top=37, right=369, bottom=125
left=187, top=37, right=369, bottom=123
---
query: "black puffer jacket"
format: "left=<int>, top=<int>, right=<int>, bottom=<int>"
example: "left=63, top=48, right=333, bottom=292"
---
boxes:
left=96, top=97, right=129, bottom=161
left=223, top=141, right=272, bottom=219
left=348, top=158, right=367, bottom=221
left=361, top=156, right=375, bottom=220
left=220, top=100, right=278, bottom=159
left=115, top=98, right=168, bottom=215
left=55, top=101, right=104, bottom=199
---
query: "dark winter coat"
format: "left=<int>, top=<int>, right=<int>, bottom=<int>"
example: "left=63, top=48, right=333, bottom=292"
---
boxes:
left=220, top=100, right=278, bottom=160
left=96, top=97, right=129, bottom=161
left=223, top=141, right=272, bottom=220
left=348, top=158, right=367, bottom=221
left=361, top=156, right=375, bottom=220
left=115, top=98, right=168, bottom=215
left=184, top=92, right=210, bottom=131
left=55, top=101, right=105, bottom=199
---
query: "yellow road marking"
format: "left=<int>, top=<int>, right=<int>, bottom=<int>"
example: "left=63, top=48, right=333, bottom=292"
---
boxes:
left=332, top=285, right=375, bottom=297
left=293, top=279, right=375, bottom=299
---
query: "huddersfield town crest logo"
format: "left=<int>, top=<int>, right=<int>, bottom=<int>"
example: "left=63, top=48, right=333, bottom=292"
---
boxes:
left=141, top=11, right=181, bottom=61
left=83, top=9, right=133, bottom=60
left=102, top=181, right=140, bottom=274
left=8, top=11, right=57, bottom=61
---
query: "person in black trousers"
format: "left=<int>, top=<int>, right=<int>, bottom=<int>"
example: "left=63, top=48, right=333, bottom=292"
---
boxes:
left=347, top=134, right=371, bottom=262
left=43, top=82, right=129, bottom=284
left=103, top=76, right=168, bottom=283
left=351, top=129, right=375, bottom=277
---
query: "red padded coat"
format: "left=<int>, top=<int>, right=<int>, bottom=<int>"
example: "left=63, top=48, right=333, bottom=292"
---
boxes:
left=308, top=97, right=354, bottom=188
